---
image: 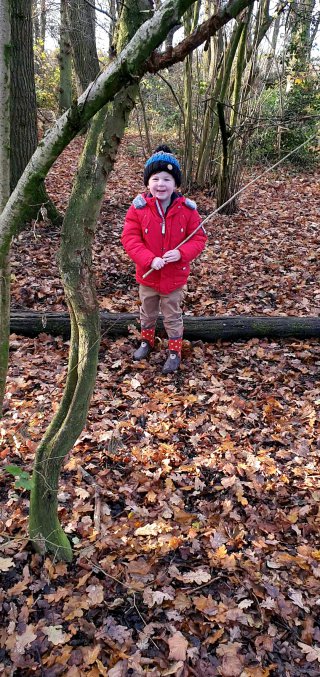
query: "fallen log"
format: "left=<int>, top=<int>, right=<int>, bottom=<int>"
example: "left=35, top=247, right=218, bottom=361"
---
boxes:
left=10, top=310, right=320, bottom=342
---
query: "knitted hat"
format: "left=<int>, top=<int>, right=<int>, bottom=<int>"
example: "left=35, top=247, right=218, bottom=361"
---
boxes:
left=144, top=144, right=182, bottom=187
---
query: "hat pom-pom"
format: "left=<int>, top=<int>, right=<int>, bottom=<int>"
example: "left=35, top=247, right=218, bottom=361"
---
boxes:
left=154, top=144, right=173, bottom=154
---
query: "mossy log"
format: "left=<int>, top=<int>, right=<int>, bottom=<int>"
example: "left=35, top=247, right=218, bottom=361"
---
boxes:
left=10, top=310, right=320, bottom=342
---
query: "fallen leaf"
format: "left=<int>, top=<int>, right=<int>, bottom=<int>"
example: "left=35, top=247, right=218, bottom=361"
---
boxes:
left=298, top=642, right=320, bottom=663
left=15, top=626, right=37, bottom=654
left=0, top=556, right=14, bottom=571
left=43, top=625, right=71, bottom=645
left=168, top=631, right=188, bottom=661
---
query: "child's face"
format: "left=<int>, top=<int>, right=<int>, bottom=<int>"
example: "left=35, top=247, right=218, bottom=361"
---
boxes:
left=148, top=171, right=176, bottom=202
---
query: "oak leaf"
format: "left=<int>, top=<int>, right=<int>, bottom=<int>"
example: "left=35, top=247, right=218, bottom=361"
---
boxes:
left=135, top=521, right=170, bottom=536
left=15, top=625, right=37, bottom=654
left=86, top=584, right=104, bottom=606
left=143, top=587, right=175, bottom=607
left=162, top=661, right=184, bottom=675
left=298, top=642, right=320, bottom=663
left=168, top=631, right=188, bottom=661
left=0, top=556, right=14, bottom=571
left=43, top=625, right=71, bottom=645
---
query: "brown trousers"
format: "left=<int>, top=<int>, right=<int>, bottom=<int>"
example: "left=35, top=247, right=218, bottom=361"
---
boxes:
left=139, top=285, right=184, bottom=338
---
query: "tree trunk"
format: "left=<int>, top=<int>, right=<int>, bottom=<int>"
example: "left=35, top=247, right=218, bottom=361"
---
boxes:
left=40, top=0, right=46, bottom=44
left=216, top=17, right=247, bottom=212
left=196, top=20, right=243, bottom=186
left=10, top=0, right=38, bottom=192
left=10, top=0, right=61, bottom=225
left=182, top=2, right=200, bottom=186
left=10, top=310, right=320, bottom=342
left=29, top=213, right=100, bottom=560
left=32, top=0, right=40, bottom=44
left=138, top=86, right=152, bottom=154
left=0, top=0, right=10, bottom=417
left=282, top=0, right=317, bottom=157
left=67, top=0, right=100, bottom=94
left=59, top=0, right=72, bottom=113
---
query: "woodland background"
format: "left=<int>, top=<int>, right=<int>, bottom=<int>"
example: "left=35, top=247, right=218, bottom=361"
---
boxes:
left=1, top=0, right=320, bottom=675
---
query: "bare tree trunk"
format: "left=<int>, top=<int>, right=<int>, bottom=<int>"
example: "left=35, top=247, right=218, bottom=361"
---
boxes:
left=216, top=17, right=247, bottom=212
left=138, top=85, right=152, bottom=154
left=108, top=0, right=117, bottom=56
left=0, top=0, right=10, bottom=417
left=67, top=0, right=100, bottom=93
left=59, top=0, right=72, bottom=113
left=196, top=21, right=243, bottom=186
left=40, top=0, right=46, bottom=44
left=32, top=0, right=40, bottom=43
left=10, top=0, right=61, bottom=227
left=29, top=124, right=101, bottom=558
left=10, top=0, right=38, bottom=192
left=182, top=1, right=200, bottom=186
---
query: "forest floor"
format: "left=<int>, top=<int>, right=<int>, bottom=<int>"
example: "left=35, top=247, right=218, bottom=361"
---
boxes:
left=1, top=135, right=320, bottom=677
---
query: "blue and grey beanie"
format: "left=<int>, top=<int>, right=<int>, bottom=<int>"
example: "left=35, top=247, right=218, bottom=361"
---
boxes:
left=144, top=144, right=182, bottom=187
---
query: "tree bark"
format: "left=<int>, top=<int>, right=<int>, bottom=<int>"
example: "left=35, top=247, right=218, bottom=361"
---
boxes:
left=182, top=2, right=200, bottom=186
left=33, top=0, right=40, bottom=43
left=0, top=0, right=10, bottom=417
left=10, top=0, right=38, bottom=192
left=40, top=0, right=46, bottom=44
left=10, top=310, right=320, bottom=342
left=59, top=0, right=72, bottom=113
left=196, top=20, right=243, bottom=186
left=10, top=0, right=61, bottom=225
left=67, top=0, right=100, bottom=94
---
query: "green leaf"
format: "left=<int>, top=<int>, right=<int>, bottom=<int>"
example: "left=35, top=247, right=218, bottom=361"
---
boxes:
left=5, top=465, right=34, bottom=490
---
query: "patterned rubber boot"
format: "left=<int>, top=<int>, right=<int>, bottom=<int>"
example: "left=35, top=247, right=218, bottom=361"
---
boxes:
left=162, top=338, right=182, bottom=374
left=133, top=327, right=155, bottom=361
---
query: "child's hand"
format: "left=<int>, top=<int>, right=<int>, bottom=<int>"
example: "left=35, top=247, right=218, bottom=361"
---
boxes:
left=163, top=249, right=181, bottom=263
left=151, top=257, right=165, bottom=270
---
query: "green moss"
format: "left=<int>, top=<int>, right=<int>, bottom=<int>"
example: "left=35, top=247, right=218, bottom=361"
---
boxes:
left=4, top=43, right=11, bottom=69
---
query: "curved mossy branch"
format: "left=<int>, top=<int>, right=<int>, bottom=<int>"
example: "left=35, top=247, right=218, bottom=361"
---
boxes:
left=29, top=138, right=102, bottom=560
left=29, top=313, right=99, bottom=561
left=29, top=0, right=152, bottom=560
left=29, top=157, right=101, bottom=557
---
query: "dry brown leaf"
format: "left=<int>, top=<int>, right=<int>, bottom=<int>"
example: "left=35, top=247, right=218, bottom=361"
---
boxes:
left=43, top=625, right=71, bottom=645
left=86, top=584, right=105, bottom=605
left=15, top=625, right=37, bottom=654
left=298, top=642, right=320, bottom=663
left=0, top=556, right=14, bottom=572
left=168, top=631, right=188, bottom=662
left=162, top=661, right=184, bottom=675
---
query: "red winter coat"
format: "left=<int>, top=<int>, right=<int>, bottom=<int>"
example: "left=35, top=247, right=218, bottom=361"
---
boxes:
left=121, top=193, right=207, bottom=295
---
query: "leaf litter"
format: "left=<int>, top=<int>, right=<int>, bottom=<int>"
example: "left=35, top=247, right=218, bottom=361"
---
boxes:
left=1, top=135, right=320, bottom=675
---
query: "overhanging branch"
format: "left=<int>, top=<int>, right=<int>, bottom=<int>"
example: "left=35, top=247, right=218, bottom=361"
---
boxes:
left=146, top=0, right=255, bottom=73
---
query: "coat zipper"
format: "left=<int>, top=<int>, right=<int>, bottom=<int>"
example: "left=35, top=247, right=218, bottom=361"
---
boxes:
left=156, top=199, right=166, bottom=253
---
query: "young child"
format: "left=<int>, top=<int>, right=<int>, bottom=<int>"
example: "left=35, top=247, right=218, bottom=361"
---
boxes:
left=121, top=145, right=207, bottom=374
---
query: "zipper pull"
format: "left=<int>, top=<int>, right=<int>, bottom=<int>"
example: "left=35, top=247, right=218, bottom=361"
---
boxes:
left=161, top=220, right=165, bottom=235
